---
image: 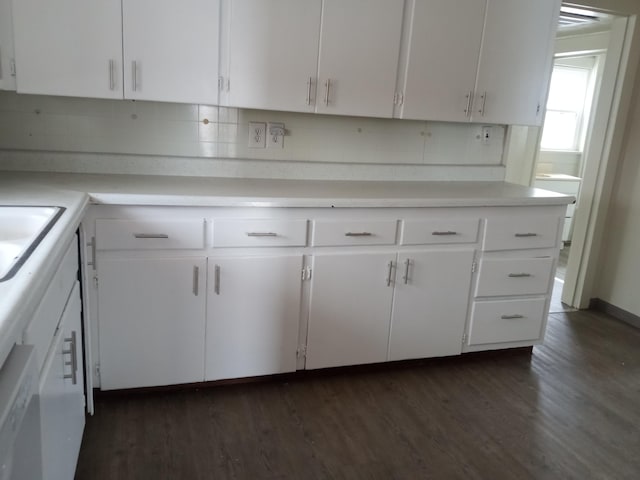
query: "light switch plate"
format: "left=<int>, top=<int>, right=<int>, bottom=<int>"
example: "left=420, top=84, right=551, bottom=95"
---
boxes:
left=248, top=122, right=266, bottom=148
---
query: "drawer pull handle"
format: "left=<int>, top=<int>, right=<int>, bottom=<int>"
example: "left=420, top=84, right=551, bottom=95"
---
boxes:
left=345, top=232, right=372, bottom=237
left=432, top=231, right=457, bottom=236
left=508, top=273, right=532, bottom=278
left=246, top=232, right=277, bottom=237
left=501, top=314, right=524, bottom=320
left=515, top=233, right=538, bottom=237
left=134, top=233, right=169, bottom=239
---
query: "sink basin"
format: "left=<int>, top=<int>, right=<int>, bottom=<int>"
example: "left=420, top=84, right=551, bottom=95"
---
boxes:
left=0, top=206, right=66, bottom=282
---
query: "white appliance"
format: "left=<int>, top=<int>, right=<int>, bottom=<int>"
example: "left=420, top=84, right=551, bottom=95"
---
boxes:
left=0, top=344, right=41, bottom=480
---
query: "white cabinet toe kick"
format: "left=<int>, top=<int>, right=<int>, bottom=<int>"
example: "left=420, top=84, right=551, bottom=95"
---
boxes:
left=82, top=203, right=566, bottom=391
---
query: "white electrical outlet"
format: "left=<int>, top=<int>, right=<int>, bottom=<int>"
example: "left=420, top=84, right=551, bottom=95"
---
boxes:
left=267, top=122, right=285, bottom=149
left=248, top=122, right=266, bottom=148
left=482, top=126, right=492, bottom=145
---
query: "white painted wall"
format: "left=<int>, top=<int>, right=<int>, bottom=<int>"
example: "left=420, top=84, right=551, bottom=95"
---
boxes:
left=595, top=62, right=640, bottom=315
left=0, top=91, right=505, bottom=181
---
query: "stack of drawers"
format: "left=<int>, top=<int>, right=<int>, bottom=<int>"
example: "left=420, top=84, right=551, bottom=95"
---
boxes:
left=466, top=214, right=561, bottom=350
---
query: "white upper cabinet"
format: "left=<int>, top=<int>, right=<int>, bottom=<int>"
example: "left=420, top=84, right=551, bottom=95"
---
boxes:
left=122, top=0, right=220, bottom=104
left=225, top=0, right=321, bottom=112
left=0, top=0, right=16, bottom=90
left=11, top=0, right=123, bottom=99
left=315, top=0, right=405, bottom=118
left=399, top=0, right=486, bottom=122
left=397, top=0, right=560, bottom=126
left=473, top=0, right=560, bottom=125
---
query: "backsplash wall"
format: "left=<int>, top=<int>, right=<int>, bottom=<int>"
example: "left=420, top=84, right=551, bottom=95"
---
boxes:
left=0, top=91, right=506, bottom=181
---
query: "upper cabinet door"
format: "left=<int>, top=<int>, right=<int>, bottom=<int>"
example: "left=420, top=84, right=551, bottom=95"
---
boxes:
left=0, top=0, right=16, bottom=91
left=399, top=0, right=486, bottom=122
left=122, top=0, right=220, bottom=104
left=316, top=0, right=404, bottom=118
left=225, top=0, right=321, bottom=112
left=11, top=0, right=123, bottom=98
left=472, top=0, right=560, bottom=126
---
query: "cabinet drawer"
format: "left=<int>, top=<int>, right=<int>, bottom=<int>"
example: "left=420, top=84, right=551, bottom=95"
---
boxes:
left=23, top=236, right=78, bottom=373
left=484, top=216, right=560, bottom=251
left=212, top=219, right=307, bottom=247
left=468, top=298, right=547, bottom=345
left=96, top=218, right=205, bottom=250
left=475, top=257, right=554, bottom=297
left=312, top=220, right=397, bottom=246
left=400, top=218, right=479, bottom=245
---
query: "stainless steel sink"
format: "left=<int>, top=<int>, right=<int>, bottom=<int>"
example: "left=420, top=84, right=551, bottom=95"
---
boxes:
left=0, top=206, right=66, bottom=282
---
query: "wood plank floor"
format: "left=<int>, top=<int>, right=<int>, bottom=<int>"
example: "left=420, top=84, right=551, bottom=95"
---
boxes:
left=76, top=310, right=640, bottom=480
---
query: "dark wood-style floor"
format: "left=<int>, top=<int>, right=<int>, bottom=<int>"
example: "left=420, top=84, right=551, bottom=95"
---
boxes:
left=76, top=310, right=640, bottom=480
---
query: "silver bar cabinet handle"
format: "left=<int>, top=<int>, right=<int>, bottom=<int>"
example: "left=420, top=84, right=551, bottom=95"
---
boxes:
left=403, top=258, right=411, bottom=285
left=62, top=331, right=78, bottom=385
left=306, top=77, right=313, bottom=105
left=324, top=78, right=331, bottom=106
left=508, top=273, right=532, bottom=278
left=192, top=266, right=199, bottom=296
left=246, top=232, right=277, bottom=237
left=515, top=232, right=538, bottom=237
left=134, top=233, right=169, bottom=239
left=87, top=237, right=97, bottom=270
left=345, top=232, right=372, bottom=237
left=501, top=314, right=525, bottom=320
left=214, top=265, right=221, bottom=295
left=465, top=90, right=473, bottom=117
left=386, top=261, right=394, bottom=287
left=132, top=60, right=138, bottom=91
left=432, top=231, right=457, bottom=236
left=478, top=91, right=486, bottom=116
left=109, top=60, right=115, bottom=90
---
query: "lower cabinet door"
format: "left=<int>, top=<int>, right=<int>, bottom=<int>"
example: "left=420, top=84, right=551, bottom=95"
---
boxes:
left=205, top=255, right=303, bottom=381
left=98, top=257, right=207, bottom=390
left=306, top=252, right=395, bottom=369
left=39, top=281, right=85, bottom=480
left=389, top=250, right=474, bottom=361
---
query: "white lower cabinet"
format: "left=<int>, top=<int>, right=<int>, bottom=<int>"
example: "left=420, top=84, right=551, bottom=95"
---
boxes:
left=205, top=255, right=303, bottom=381
left=98, top=257, right=207, bottom=390
left=39, top=281, right=85, bottom=480
left=87, top=204, right=567, bottom=390
left=389, top=250, right=475, bottom=361
left=306, top=253, right=396, bottom=369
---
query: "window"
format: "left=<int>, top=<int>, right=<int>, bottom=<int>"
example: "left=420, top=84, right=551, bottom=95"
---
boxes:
left=540, top=63, right=594, bottom=151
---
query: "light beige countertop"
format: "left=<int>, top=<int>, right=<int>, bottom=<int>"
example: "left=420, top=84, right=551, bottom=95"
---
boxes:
left=0, top=170, right=574, bottom=367
left=1, top=171, right=573, bottom=208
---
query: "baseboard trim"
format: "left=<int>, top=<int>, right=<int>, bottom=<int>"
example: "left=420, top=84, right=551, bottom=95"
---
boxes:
left=590, top=298, right=640, bottom=329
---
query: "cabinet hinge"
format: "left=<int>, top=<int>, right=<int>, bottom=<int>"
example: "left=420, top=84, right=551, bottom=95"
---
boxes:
left=95, top=363, right=101, bottom=380
left=297, top=346, right=307, bottom=359
left=10, top=58, right=16, bottom=77
left=93, top=274, right=98, bottom=289
left=218, top=76, right=223, bottom=91
left=393, top=92, right=404, bottom=106
left=537, top=103, right=541, bottom=115
left=471, top=260, right=477, bottom=273
left=462, top=333, right=467, bottom=345
left=302, top=266, right=312, bottom=281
